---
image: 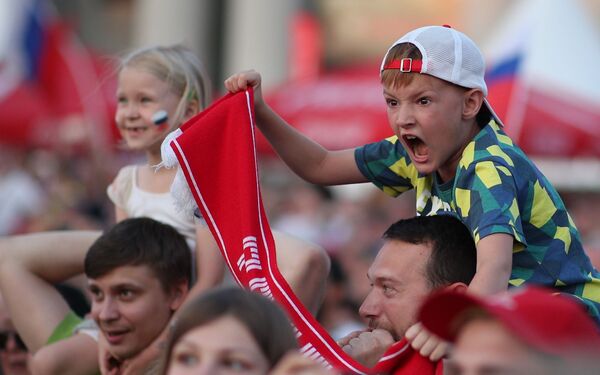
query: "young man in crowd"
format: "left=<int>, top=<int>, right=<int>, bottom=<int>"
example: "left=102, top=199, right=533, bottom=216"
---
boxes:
left=0, top=218, right=191, bottom=374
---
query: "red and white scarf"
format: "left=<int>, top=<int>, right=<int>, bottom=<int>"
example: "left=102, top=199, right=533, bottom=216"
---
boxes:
left=160, top=90, right=439, bottom=375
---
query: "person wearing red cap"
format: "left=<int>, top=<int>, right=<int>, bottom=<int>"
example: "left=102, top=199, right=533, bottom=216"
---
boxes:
left=418, top=286, right=600, bottom=375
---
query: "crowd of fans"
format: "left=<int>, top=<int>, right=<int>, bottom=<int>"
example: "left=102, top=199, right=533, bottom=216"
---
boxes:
left=1, top=23, right=600, bottom=373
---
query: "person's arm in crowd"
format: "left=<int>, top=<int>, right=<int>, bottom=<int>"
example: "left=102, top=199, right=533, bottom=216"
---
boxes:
left=273, top=231, right=330, bottom=315
left=0, top=231, right=99, bottom=350
left=31, top=334, right=99, bottom=375
left=189, top=225, right=226, bottom=297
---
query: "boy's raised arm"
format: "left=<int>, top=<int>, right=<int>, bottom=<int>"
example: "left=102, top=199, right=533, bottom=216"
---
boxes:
left=224, top=70, right=367, bottom=186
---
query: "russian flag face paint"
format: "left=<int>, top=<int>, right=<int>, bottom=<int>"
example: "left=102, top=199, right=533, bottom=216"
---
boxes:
left=152, top=110, right=168, bottom=125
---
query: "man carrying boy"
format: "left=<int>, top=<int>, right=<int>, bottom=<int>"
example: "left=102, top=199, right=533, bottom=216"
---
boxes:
left=225, top=24, right=600, bottom=345
left=338, top=215, right=476, bottom=373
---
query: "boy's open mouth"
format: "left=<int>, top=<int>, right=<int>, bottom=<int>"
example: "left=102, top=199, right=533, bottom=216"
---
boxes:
left=403, top=134, right=429, bottom=162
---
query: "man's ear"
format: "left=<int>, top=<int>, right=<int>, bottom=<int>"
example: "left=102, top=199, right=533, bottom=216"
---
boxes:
left=183, top=99, right=199, bottom=122
left=169, top=281, right=189, bottom=311
left=444, top=282, right=469, bottom=293
left=462, top=89, right=484, bottom=120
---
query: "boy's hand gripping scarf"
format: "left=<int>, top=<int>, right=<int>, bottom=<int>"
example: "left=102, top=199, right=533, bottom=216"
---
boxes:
left=160, top=90, right=441, bottom=375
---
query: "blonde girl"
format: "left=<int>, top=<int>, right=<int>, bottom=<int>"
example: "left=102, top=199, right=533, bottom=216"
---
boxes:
left=108, top=45, right=223, bottom=290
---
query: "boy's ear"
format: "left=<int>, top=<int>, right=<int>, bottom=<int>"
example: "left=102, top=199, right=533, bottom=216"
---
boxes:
left=462, top=89, right=484, bottom=120
left=183, top=99, right=200, bottom=122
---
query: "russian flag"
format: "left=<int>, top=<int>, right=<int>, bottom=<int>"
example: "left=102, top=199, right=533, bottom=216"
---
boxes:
left=483, top=0, right=600, bottom=157
left=0, top=0, right=117, bottom=150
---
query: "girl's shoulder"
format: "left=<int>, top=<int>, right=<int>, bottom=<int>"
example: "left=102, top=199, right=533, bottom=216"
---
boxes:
left=114, top=164, right=138, bottom=180
left=107, top=165, right=138, bottom=207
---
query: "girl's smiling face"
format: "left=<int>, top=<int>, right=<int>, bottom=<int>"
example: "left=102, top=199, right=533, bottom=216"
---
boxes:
left=383, top=73, right=481, bottom=183
left=167, top=315, right=270, bottom=375
left=115, top=67, right=181, bottom=152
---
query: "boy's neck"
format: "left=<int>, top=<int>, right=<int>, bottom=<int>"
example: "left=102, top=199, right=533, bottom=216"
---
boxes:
left=437, top=121, right=482, bottom=183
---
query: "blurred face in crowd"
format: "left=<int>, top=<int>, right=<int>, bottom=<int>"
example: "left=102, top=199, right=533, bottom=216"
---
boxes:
left=115, top=66, right=181, bottom=151
left=166, top=315, right=270, bottom=375
left=447, top=318, right=552, bottom=375
left=359, top=240, right=432, bottom=340
left=0, top=297, right=31, bottom=375
left=89, top=265, right=185, bottom=360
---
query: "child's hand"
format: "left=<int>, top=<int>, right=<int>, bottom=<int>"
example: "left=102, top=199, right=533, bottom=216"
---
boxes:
left=224, top=70, right=264, bottom=109
left=405, top=322, right=449, bottom=362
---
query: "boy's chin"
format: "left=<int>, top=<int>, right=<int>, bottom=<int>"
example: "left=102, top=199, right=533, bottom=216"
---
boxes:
left=412, top=163, right=437, bottom=176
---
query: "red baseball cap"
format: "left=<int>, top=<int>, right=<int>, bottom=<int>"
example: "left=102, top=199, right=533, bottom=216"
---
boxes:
left=418, top=286, right=600, bottom=357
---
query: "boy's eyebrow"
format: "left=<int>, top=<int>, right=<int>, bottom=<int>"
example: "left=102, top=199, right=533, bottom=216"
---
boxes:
left=382, top=88, right=396, bottom=97
left=382, top=87, right=435, bottom=100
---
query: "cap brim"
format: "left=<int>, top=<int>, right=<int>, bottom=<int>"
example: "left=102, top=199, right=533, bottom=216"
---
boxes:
left=419, top=289, right=536, bottom=344
left=483, top=98, right=504, bottom=127
left=418, top=290, right=486, bottom=342
left=420, top=288, right=600, bottom=357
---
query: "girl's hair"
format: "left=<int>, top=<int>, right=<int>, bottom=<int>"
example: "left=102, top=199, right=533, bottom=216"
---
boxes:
left=120, top=44, right=212, bottom=128
left=158, top=287, right=298, bottom=374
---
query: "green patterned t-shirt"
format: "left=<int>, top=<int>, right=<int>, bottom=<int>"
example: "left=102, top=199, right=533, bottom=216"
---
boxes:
left=355, top=121, right=600, bottom=323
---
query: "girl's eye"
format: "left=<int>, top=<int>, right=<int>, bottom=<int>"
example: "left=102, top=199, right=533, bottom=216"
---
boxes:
left=175, top=352, right=198, bottom=367
left=140, top=96, right=152, bottom=103
left=418, top=97, right=431, bottom=105
left=224, top=358, right=251, bottom=371
left=117, top=96, right=127, bottom=104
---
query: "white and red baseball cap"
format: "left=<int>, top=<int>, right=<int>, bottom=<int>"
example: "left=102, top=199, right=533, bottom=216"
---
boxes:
left=418, top=286, right=600, bottom=357
left=381, top=25, right=503, bottom=126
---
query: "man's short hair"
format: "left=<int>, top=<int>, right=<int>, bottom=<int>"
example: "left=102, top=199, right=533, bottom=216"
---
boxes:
left=84, top=217, right=192, bottom=292
left=383, top=215, right=476, bottom=288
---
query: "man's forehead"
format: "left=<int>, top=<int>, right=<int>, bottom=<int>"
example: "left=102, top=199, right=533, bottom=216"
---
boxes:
left=369, top=240, right=430, bottom=277
left=376, top=240, right=431, bottom=263
left=87, top=264, right=157, bottom=286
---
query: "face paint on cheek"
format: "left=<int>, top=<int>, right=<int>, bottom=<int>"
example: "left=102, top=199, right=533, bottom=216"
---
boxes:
left=152, top=110, right=169, bottom=128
